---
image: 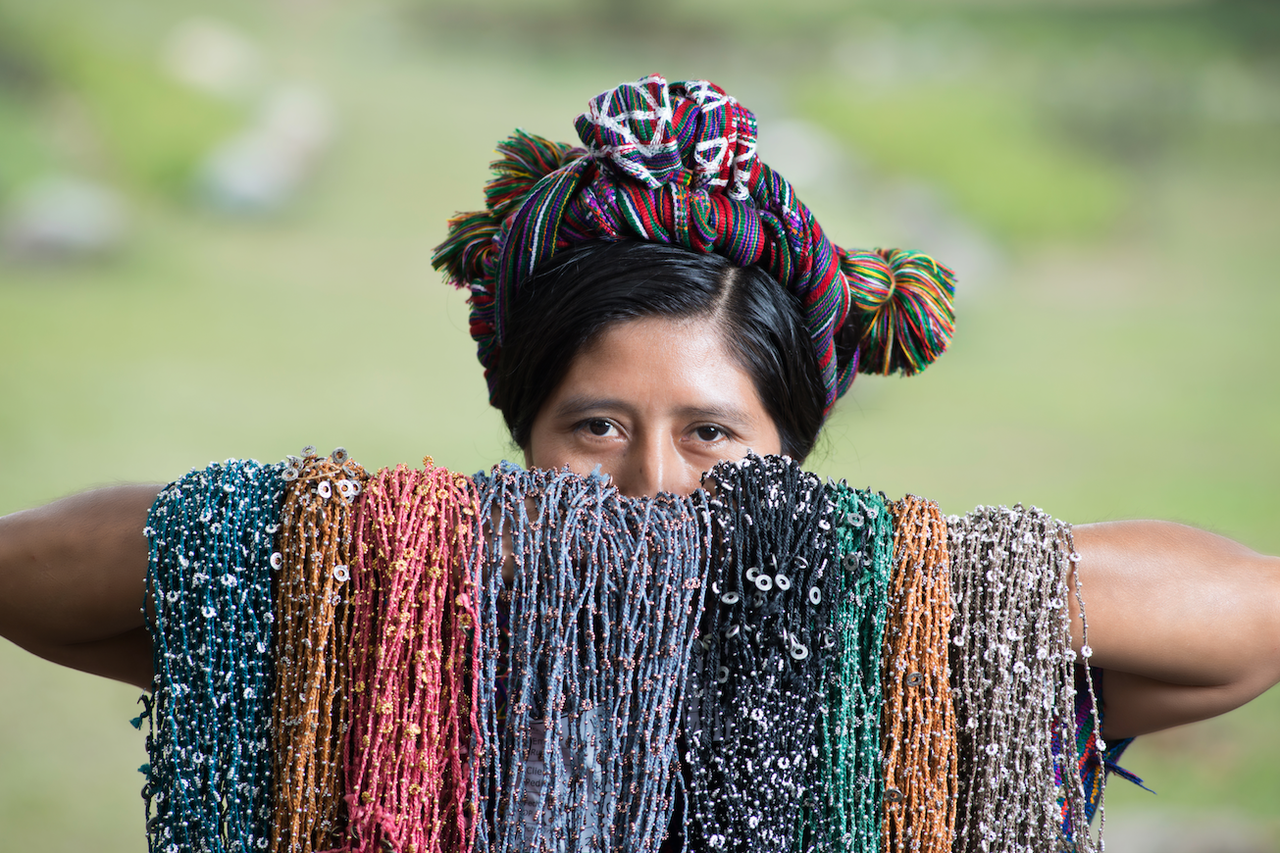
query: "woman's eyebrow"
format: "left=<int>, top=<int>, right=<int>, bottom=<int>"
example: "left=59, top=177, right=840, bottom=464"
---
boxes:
left=672, top=404, right=755, bottom=427
left=550, top=396, right=634, bottom=419
left=549, top=397, right=754, bottom=427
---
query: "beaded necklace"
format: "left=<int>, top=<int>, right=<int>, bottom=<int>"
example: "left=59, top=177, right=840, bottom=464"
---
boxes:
left=341, top=460, right=481, bottom=853
left=142, top=458, right=287, bottom=853
left=270, top=447, right=368, bottom=853
left=946, top=505, right=1098, bottom=853
left=816, top=482, right=893, bottom=853
left=472, top=464, right=709, bottom=853
left=684, top=454, right=839, bottom=853
left=881, top=497, right=957, bottom=853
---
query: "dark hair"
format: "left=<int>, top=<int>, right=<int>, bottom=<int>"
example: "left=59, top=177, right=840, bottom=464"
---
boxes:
left=491, top=239, right=828, bottom=461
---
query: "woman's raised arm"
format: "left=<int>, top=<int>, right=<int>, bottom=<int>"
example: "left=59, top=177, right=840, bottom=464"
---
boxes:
left=0, top=484, right=159, bottom=689
left=1073, top=520, right=1280, bottom=740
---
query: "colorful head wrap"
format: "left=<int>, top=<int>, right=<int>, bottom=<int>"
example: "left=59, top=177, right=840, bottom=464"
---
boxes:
left=433, top=74, right=957, bottom=415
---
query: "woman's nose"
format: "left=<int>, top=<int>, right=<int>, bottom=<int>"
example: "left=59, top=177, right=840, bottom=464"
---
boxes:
left=612, top=436, right=699, bottom=498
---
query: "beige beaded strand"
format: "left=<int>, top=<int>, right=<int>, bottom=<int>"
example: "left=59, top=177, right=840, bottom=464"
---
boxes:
left=270, top=446, right=368, bottom=853
left=947, top=505, right=1098, bottom=853
left=882, top=496, right=957, bottom=853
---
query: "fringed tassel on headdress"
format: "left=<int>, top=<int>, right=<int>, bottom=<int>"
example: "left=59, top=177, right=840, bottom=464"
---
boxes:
left=839, top=248, right=957, bottom=380
left=472, top=464, right=708, bottom=853
left=818, top=483, right=893, bottom=853
left=142, top=459, right=287, bottom=853
left=340, top=461, right=481, bottom=853
left=882, top=497, right=957, bottom=853
left=270, top=447, right=368, bottom=853
left=434, top=130, right=582, bottom=290
left=684, top=454, right=839, bottom=852
left=947, top=505, right=1098, bottom=853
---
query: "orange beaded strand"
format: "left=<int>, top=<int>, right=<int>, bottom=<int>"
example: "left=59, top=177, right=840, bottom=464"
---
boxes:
left=882, top=496, right=958, bottom=853
left=271, top=447, right=367, bottom=853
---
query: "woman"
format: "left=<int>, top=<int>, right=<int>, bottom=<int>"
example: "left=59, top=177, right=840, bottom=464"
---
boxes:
left=0, top=73, right=1277, bottom=787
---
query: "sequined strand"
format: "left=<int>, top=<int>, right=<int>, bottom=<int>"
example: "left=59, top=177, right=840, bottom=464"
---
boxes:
left=685, top=454, right=840, bottom=853
left=946, top=505, right=1098, bottom=853
left=817, top=483, right=893, bottom=853
left=473, top=464, right=709, bottom=853
left=141, top=459, right=287, bottom=853
left=270, top=447, right=368, bottom=853
left=340, top=461, right=481, bottom=853
left=881, top=496, right=957, bottom=853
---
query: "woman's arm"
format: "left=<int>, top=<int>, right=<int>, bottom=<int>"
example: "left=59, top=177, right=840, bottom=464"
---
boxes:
left=1073, top=520, right=1280, bottom=739
left=0, top=484, right=160, bottom=690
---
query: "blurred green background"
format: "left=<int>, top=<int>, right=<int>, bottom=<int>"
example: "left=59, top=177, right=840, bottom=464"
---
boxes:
left=0, top=0, right=1277, bottom=850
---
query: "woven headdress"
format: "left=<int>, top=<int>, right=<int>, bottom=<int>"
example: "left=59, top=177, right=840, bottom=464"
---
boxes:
left=433, top=74, right=957, bottom=415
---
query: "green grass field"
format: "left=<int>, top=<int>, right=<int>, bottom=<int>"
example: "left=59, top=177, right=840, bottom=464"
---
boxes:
left=1, top=1, right=1277, bottom=850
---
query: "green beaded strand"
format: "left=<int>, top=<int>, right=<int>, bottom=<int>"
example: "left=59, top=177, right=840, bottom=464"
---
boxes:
left=816, top=483, right=893, bottom=853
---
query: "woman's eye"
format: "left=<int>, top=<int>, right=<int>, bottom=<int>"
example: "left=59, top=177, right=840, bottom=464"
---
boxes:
left=694, top=425, right=726, bottom=442
left=585, top=419, right=615, bottom=437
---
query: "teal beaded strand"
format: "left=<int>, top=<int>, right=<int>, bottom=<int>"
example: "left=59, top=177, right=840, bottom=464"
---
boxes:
left=139, top=459, right=287, bottom=853
left=815, top=483, right=893, bottom=853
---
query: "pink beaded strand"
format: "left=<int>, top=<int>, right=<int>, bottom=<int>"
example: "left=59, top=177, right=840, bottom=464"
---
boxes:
left=339, top=461, right=481, bottom=853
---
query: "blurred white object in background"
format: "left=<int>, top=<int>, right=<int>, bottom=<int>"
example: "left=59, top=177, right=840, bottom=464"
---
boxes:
left=196, top=84, right=336, bottom=213
left=1, top=175, right=127, bottom=262
left=162, top=17, right=263, bottom=101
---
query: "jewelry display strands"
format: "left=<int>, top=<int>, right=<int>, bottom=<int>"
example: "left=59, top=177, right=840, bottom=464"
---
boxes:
left=141, top=459, right=287, bottom=853
left=685, top=454, right=839, bottom=853
left=340, top=460, right=481, bottom=853
left=882, top=497, right=957, bottom=853
left=1055, top=524, right=1122, bottom=845
left=472, top=464, right=709, bottom=853
left=270, top=447, right=367, bottom=853
left=816, top=483, right=892, bottom=853
left=946, top=506, right=1098, bottom=853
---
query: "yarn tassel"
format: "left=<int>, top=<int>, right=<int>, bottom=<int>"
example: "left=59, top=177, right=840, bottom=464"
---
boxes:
left=433, top=130, right=583, bottom=290
left=485, top=130, right=583, bottom=220
left=143, top=459, right=287, bottom=853
left=882, top=497, right=957, bottom=853
left=270, top=447, right=368, bottom=853
left=839, top=248, right=956, bottom=377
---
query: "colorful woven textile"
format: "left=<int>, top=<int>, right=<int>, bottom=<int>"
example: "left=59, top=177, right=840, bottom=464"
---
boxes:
left=1057, top=668, right=1141, bottom=839
left=472, top=463, right=709, bottom=853
left=142, top=459, right=286, bottom=853
left=433, top=74, right=958, bottom=415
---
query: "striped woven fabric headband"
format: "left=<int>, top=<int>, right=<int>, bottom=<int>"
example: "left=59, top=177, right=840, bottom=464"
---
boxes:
left=433, top=74, right=959, bottom=415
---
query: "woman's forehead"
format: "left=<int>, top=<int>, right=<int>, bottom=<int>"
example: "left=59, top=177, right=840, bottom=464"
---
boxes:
left=556, top=316, right=765, bottom=415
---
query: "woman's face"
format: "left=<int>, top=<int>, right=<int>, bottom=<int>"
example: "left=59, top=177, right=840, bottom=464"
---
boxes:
left=525, top=315, right=783, bottom=497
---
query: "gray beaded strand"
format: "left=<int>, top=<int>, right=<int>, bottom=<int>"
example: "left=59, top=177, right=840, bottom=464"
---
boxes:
left=472, top=464, right=710, bottom=853
left=946, top=505, right=1099, bottom=853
